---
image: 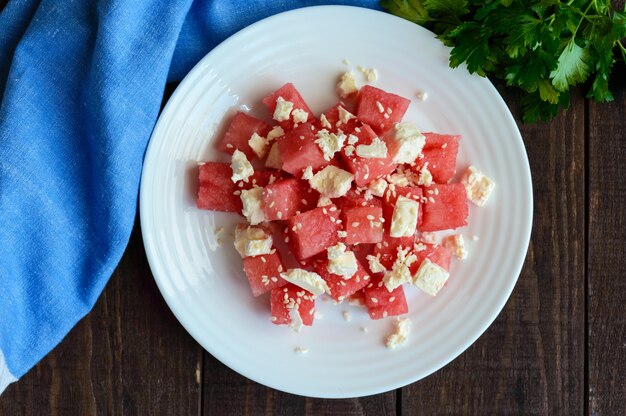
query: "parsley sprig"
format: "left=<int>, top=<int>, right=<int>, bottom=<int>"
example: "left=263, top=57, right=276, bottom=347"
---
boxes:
left=381, top=0, right=626, bottom=122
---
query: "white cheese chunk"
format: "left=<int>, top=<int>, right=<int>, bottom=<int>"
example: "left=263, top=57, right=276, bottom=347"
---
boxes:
left=230, top=149, right=254, bottom=183
left=390, top=195, right=418, bottom=237
left=337, top=106, right=356, bottom=124
left=356, top=137, right=388, bottom=159
left=291, top=108, right=308, bottom=124
left=248, top=132, right=268, bottom=159
left=317, top=196, right=333, bottom=207
left=264, top=142, right=282, bottom=169
left=383, top=246, right=417, bottom=291
left=391, top=123, right=426, bottom=164
left=443, top=234, right=468, bottom=260
left=347, top=134, right=359, bottom=145
left=336, top=71, right=358, bottom=98
left=234, top=224, right=272, bottom=258
left=326, top=243, right=358, bottom=278
left=280, top=268, right=330, bottom=296
left=240, top=186, right=266, bottom=225
left=301, top=165, right=314, bottom=180
left=417, top=162, right=433, bottom=187
left=319, top=113, right=332, bottom=129
left=413, top=258, right=450, bottom=296
left=309, top=165, right=354, bottom=198
left=358, top=66, right=378, bottom=82
left=366, top=255, right=387, bottom=274
left=385, top=317, right=411, bottom=349
left=273, top=96, right=294, bottom=122
left=461, top=165, right=496, bottom=206
left=315, top=129, right=346, bottom=161
left=368, top=178, right=388, bottom=197
left=266, top=125, right=285, bottom=143
left=288, top=307, right=303, bottom=332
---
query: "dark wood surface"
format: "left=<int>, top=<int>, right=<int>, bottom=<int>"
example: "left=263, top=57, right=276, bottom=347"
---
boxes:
left=1, top=2, right=625, bottom=411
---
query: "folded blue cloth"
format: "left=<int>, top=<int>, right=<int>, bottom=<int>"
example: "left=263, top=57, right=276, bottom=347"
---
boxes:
left=0, top=0, right=380, bottom=393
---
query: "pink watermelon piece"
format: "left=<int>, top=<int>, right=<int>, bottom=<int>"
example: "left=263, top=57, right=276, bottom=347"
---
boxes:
left=270, top=284, right=315, bottom=326
left=216, top=111, right=271, bottom=159
left=373, top=233, right=416, bottom=269
left=419, top=183, right=468, bottom=232
left=364, top=276, right=409, bottom=319
left=286, top=205, right=341, bottom=260
left=342, top=205, right=384, bottom=244
left=242, top=251, right=287, bottom=296
left=413, top=133, right=461, bottom=183
left=262, top=83, right=315, bottom=131
left=313, top=258, right=371, bottom=302
left=356, top=85, right=410, bottom=135
left=263, top=178, right=319, bottom=221
left=197, top=162, right=278, bottom=213
left=316, top=102, right=360, bottom=134
left=410, top=243, right=452, bottom=273
left=340, top=123, right=397, bottom=187
left=277, top=122, right=329, bottom=176
left=350, top=243, right=375, bottom=266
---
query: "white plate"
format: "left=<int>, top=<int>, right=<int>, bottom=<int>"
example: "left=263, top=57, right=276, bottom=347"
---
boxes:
left=140, top=6, right=532, bottom=398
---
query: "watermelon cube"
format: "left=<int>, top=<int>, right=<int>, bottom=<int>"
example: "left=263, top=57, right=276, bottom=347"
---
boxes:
left=356, top=86, right=410, bottom=134
left=373, top=233, right=416, bottom=269
left=383, top=186, right=423, bottom=227
left=364, top=277, right=408, bottom=319
left=317, top=102, right=360, bottom=134
left=277, top=123, right=329, bottom=176
left=314, top=258, right=371, bottom=302
left=411, top=243, right=452, bottom=273
left=286, top=205, right=341, bottom=260
left=216, top=111, right=271, bottom=159
left=263, top=178, right=319, bottom=221
left=419, top=183, right=468, bottom=232
left=197, top=162, right=278, bottom=213
left=342, top=205, right=384, bottom=244
left=340, top=123, right=397, bottom=187
left=262, top=83, right=314, bottom=130
left=413, top=133, right=461, bottom=183
left=242, top=251, right=287, bottom=296
left=270, top=284, right=315, bottom=326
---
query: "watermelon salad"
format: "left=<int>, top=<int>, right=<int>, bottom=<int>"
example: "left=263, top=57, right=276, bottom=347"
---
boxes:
left=196, top=72, right=495, bottom=335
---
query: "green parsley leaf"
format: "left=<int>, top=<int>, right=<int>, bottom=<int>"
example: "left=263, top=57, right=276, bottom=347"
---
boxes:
left=550, top=38, right=591, bottom=91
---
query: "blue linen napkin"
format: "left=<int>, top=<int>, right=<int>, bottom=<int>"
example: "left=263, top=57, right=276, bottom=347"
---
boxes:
left=0, top=0, right=380, bottom=394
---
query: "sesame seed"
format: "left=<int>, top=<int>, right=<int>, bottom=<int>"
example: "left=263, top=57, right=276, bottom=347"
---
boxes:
left=351, top=222, right=360, bottom=227
left=292, top=226, right=297, bottom=232
left=338, top=296, right=345, bottom=301
left=472, top=235, right=480, bottom=241
left=371, top=297, right=378, bottom=303
left=429, top=196, right=435, bottom=203
left=386, top=107, right=393, bottom=114
left=376, top=101, right=384, bottom=113
left=383, top=113, right=390, bottom=119
left=367, top=214, right=375, bottom=220
left=295, top=211, right=301, bottom=215
left=301, top=199, right=308, bottom=205
left=427, top=190, right=434, bottom=195
left=297, top=223, right=303, bottom=229
left=238, top=182, right=244, bottom=188
left=284, top=237, right=289, bottom=243
left=277, top=211, right=283, bottom=219
left=284, top=293, right=289, bottom=300
left=278, top=265, right=284, bottom=272
left=270, top=248, right=276, bottom=254
left=329, top=206, right=337, bottom=212
left=434, top=188, right=439, bottom=195
left=383, top=311, right=388, bottom=317
left=442, top=143, right=448, bottom=149
left=233, top=190, right=241, bottom=196
left=261, top=257, right=267, bottom=263
left=271, top=277, right=278, bottom=282
left=269, top=201, right=275, bottom=208
left=361, top=326, right=369, bottom=333
left=271, top=316, right=277, bottom=321
left=323, top=208, right=328, bottom=215
left=226, top=143, right=234, bottom=149
left=389, top=296, right=396, bottom=302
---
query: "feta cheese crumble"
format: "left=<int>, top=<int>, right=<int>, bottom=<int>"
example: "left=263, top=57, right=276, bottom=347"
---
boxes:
left=443, top=234, right=468, bottom=260
left=280, top=268, right=330, bottom=296
left=356, top=137, right=388, bottom=159
left=383, top=246, right=417, bottom=291
left=291, top=108, right=309, bottom=124
left=308, top=165, right=354, bottom=198
left=248, top=132, right=268, bottom=159
left=320, top=113, right=332, bottom=129
left=301, top=165, right=314, bottom=180
left=234, top=224, right=272, bottom=257
left=368, top=178, right=388, bottom=197
left=337, top=71, right=358, bottom=98
left=240, top=186, right=266, bottom=225
left=385, top=317, right=411, bottom=349
left=326, top=243, right=358, bottom=278
left=315, top=129, right=346, bottom=161
left=390, top=196, right=419, bottom=237
left=366, top=254, right=387, bottom=274
left=337, top=106, right=356, bottom=124
left=317, top=195, right=333, bottom=207
left=266, top=125, right=285, bottom=142
left=230, top=149, right=254, bottom=183
left=417, top=162, right=433, bottom=187
left=391, top=123, right=426, bottom=164
left=264, top=142, right=281, bottom=169
left=288, top=307, right=304, bottom=332
left=273, top=96, right=294, bottom=122
left=413, top=258, right=450, bottom=296
left=461, top=165, right=496, bottom=206
left=358, top=66, right=378, bottom=82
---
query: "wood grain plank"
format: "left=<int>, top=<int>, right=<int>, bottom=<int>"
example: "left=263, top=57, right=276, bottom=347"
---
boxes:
left=202, top=353, right=396, bottom=416
left=0, top=221, right=202, bottom=415
left=588, top=62, right=626, bottom=415
left=401, top=86, right=586, bottom=415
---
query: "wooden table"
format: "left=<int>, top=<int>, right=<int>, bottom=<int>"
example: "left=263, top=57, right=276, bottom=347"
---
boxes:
left=1, top=25, right=625, bottom=415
